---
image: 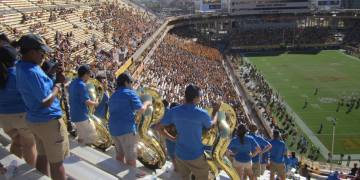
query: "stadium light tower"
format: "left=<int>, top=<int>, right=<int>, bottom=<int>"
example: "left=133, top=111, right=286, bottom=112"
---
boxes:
left=330, top=117, right=337, bottom=171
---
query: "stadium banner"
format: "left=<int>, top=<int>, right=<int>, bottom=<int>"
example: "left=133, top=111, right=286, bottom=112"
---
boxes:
left=200, top=0, right=222, bottom=12
left=115, top=57, right=133, bottom=77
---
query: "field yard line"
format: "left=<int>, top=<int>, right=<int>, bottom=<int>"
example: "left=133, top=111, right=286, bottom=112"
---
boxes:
left=243, top=53, right=360, bottom=160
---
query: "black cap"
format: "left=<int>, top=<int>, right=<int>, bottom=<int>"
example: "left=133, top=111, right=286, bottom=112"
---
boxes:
left=78, top=65, right=91, bottom=77
left=0, top=45, right=18, bottom=65
left=116, top=71, right=134, bottom=87
left=185, top=84, right=201, bottom=102
left=273, top=129, right=280, bottom=139
left=18, top=34, right=52, bottom=53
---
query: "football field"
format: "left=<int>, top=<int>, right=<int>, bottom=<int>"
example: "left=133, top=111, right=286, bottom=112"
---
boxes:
left=246, top=50, right=360, bottom=154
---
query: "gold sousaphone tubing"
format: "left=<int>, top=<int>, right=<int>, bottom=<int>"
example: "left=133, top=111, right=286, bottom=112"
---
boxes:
left=204, top=102, right=240, bottom=180
left=136, top=87, right=166, bottom=169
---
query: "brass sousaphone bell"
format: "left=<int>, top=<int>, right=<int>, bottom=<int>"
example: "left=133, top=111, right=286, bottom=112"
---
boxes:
left=204, top=102, right=240, bottom=180
left=135, top=87, right=166, bottom=169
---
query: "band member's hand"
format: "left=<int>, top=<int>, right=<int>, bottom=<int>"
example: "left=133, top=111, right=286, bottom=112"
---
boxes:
left=212, top=101, right=221, bottom=113
left=55, top=72, right=66, bottom=84
left=56, top=62, right=64, bottom=73
left=169, top=136, right=176, bottom=142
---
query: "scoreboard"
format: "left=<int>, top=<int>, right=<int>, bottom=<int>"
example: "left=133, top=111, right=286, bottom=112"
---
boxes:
left=200, top=0, right=223, bottom=12
left=229, top=0, right=311, bottom=14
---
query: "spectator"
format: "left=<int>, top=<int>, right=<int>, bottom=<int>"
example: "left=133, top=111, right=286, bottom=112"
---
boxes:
left=350, top=163, right=359, bottom=176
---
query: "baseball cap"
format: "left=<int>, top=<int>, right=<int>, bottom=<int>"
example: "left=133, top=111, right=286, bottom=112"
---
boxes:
left=185, top=84, right=202, bottom=101
left=116, top=71, right=134, bottom=87
left=78, top=65, right=91, bottom=77
left=18, top=34, right=52, bottom=53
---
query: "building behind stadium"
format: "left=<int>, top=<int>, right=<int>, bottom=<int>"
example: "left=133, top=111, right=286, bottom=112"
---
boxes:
left=194, top=0, right=360, bottom=14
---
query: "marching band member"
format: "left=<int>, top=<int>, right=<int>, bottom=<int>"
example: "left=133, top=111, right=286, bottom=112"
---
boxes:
left=0, top=45, right=37, bottom=167
left=248, top=124, right=272, bottom=178
left=228, top=123, right=261, bottom=180
left=16, top=34, right=69, bottom=180
left=158, top=84, right=219, bottom=180
left=108, top=72, right=151, bottom=178
left=68, top=65, right=98, bottom=145
left=269, top=130, right=287, bottom=180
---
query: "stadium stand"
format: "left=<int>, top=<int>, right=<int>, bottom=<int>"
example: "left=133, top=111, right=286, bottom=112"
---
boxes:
left=1, top=0, right=360, bottom=179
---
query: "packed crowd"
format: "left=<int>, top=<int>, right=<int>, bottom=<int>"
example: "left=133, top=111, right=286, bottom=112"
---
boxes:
left=139, top=34, right=249, bottom=125
left=344, top=20, right=360, bottom=58
left=88, top=1, right=161, bottom=57
left=230, top=27, right=336, bottom=48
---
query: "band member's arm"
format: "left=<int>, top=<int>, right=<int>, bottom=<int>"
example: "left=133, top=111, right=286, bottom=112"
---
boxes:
left=260, top=137, right=272, bottom=154
left=262, top=143, right=272, bottom=154
left=157, top=125, right=176, bottom=141
left=86, top=99, right=99, bottom=106
left=209, top=102, right=220, bottom=126
left=252, top=146, right=261, bottom=158
left=227, top=137, right=237, bottom=157
left=42, top=83, right=62, bottom=107
left=130, top=91, right=151, bottom=114
left=250, top=138, right=261, bottom=157
left=157, top=110, right=176, bottom=141
left=137, top=101, right=152, bottom=114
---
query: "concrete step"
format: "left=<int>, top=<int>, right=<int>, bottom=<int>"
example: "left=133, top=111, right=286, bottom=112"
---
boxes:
left=0, top=129, right=118, bottom=180
left=0, top=146, right=50, bottom=180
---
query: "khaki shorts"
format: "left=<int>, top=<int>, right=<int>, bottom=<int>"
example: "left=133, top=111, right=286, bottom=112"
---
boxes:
left=0, top=113, right=35, bottom=146
left=175, top=155, right=210, bottom=180
left=27, top=118, right=70, bottom=163
left=233, top=160, right=252, bottom=175
left=74, top=120, right=97, bottom=145
left=253, top=162, right=261, bottom=177
left=270, top=162, right=286, bottom=177
left=112, top=133, right=138, bottom=161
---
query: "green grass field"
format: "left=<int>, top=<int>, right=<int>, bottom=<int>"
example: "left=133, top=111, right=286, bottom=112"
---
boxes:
left=246, top=50, right=360, bottom=154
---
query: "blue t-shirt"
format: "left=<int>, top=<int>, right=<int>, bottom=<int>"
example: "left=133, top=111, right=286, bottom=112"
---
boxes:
left=229, top=135, right=259, bottom=163
left=165, top=139, right=175, bottom=159
left=108, top=87, right=143, bottom=136
left=249, top=133, right=271, bottom=163
left=68, top=78, right=90, bottom=122
left=161, top=104, right=211, bottom=160
left=327, top=172, right=340, bottom=180
left=286, top=156, right=299, bottom=169
left=270, top=139, right=287, bottom=163
left=16, top=61, right=62, bottom=122
left=0, top=67, right=26, bottom=114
